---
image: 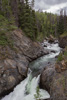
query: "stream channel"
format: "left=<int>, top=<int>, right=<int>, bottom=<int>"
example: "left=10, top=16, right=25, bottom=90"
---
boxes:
left=1, top=40, right=61, bottom=100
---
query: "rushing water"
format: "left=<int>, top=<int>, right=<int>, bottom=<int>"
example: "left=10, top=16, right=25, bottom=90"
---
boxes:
left=1, top=72, right=50, bottom=100
left=1, top=41, right=61, bottom=100
left=29, top=41, right=61, bottom=76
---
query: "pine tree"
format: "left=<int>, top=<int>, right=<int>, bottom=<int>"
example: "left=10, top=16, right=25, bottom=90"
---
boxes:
left=31, top=0, right=34, bottom=9
left=64, top=9, right=67, bottom=32
left=19, top=0, right=38, bottom=40
left=57, top=10, right=64, bottom=35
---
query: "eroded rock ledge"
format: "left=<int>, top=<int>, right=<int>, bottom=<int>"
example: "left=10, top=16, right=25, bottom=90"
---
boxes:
left=0, top=29, right=48, bottom=97
left=40, top=60, right=67, bottom=100
left=59, top=36, right=67, bottom=48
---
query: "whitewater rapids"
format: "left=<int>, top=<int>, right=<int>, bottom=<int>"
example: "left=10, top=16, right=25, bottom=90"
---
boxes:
left=1, top=41, right=61, bottom=100
left=1, top=72, right=50, bottom=100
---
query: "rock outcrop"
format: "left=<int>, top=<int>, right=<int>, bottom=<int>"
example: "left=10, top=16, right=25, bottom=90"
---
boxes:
left=40, top=61, right=67, bottom=100
left=59, top=36, right=67, bottom=48
left=0, top=29, right=48, bottom=97
left=48, top=35, right=55, bottom=43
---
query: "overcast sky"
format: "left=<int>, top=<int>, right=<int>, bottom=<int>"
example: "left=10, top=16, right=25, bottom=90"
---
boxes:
left=30, top=0, right=67, bottom=14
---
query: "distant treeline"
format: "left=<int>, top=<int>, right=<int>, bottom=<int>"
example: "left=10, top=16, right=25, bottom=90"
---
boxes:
left=0, top=0, right=67, bottom=41
left=36, top=9, right=67, bottom=41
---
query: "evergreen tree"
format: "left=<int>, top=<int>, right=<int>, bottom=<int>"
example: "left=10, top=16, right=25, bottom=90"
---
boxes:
left=57, top=10, right=64, bottom=35
left=19, top=0, right=37, bottom=40
left=31, top=0, right=34, bottom=9
left=64, top=9, right=67, bottom=32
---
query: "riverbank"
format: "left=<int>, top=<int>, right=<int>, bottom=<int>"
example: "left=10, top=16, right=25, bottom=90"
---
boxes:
left=0, top=30, right=67, bottom=100
left=1, top=38, right=62, bottom=100
left=40, top=43, right=67, bottom=100
left=0, top=29, right=48, bottom=98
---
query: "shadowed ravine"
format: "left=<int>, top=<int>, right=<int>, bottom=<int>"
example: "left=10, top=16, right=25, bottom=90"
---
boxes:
left=1, top=41, right=61, bottom=100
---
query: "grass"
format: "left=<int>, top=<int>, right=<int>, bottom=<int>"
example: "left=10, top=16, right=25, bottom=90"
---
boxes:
left=57, top=53, right=63, bottom=62
left=0, top=32, right=8, bottom=46
left=60, top=32, right=67, bottom=37
left=57, top=46, right=67, bottom=62
left=63, top=47, right=67, bottom=60
left=0, top=14, right=17, bottom=48
left=36, top=32, right=44, bottom=42
left=64, top=51, right=67, bottom=57
left=0, top=31, right=18, bottom=53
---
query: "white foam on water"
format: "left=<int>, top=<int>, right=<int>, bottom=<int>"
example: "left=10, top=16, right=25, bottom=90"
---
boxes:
left=29, top=41, right=61, bottom=74
left=44, top=41, right=61, bottom=52
left=1, top=73, right=50, bottom=100
left=2, top=41, right=61, bottom=100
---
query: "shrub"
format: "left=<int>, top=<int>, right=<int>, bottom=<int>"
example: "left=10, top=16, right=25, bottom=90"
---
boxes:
left=0, top=32, right=8, bottom=46
left=34, top=86, right=41, bottom=100
left=60, top=32, right=67, bottom=37
left=57, top=53, right=63, bottom=62
left=0, top=14, right=17, bottom=47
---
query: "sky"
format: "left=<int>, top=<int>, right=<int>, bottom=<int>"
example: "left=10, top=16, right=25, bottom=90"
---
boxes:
left=29, top=0, right=67, bottom=14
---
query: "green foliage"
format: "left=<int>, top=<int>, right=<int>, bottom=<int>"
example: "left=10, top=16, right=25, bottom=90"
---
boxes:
left=35, top=11, right=57, bottom=40
left=0, top=14, right=17, bottom=47
left=0, top=32, right=8, bottom=46
left=64, top=51, right=67, bottom=60
left=64, top=51, right=67, bottom=56
left=1, top=0, right=13, bottom=18
left=57, top=53, right=63, bottom=62
left=37, top=32, right=44, bottom=42
left=36, top=11, right=67, bottom=40
left=0, top=14, right=8, bottom=30
left=0, top=0, right=67, bottom=42
left=19, top=0, right=38, bottom=40
left=0, top=0, right=18, bottom=47
left=0, top=14, right=17, bottom=32
left=60, top=32, right=67, bottom=37
left=0, top=31, right=13, bottom=47
left=57, top=48, right=67, bottom=62
left=34, top=86, right=41, bottom=100
left=57, top=12, right=67, bottom=36
left=8, top=25, right=17, bottom=31
left=63, top=47, right=67, bottom=59
left=0, top=0, right=17, bottom=31
left=57, top=15, right=64, bottom=35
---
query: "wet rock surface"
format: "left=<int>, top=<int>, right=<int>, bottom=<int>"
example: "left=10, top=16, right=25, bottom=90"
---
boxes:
left=0, top=56, right=28, bottom=97
left=40, top=62, right=67, bottom=100
left=47, top=35, right=55, bottom=43
left=0, top=29, right=47, bottom=97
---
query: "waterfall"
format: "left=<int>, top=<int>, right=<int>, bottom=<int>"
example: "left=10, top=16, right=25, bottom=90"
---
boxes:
left=29, top=42, right=61, bottom=76
left=2, top=41, right=61, bottom=100
left=1, top=72, right=50, bottom=100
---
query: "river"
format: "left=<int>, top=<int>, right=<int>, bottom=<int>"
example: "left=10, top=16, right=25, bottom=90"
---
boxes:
left=1, top=41, right=61, bottom=100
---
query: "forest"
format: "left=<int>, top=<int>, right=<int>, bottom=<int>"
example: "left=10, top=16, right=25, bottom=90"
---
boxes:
left=0, top=0, right=67, bottom=100
left=0, top=0, right=67, bottom=42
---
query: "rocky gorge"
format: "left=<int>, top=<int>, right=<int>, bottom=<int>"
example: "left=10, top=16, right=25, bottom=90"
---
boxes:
left=40, top=38, right=67, bottom=100
left=0, top=29, right=48, bottom=98
left=59, top=35, right=67, bottom=48
left=0, top=0, right=67, bottom=99
left=0, top=29, right=67, bottom=100
left=40, top=61, right=67, bottom=100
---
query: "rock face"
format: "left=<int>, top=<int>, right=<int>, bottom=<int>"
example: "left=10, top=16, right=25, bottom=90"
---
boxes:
left=48, top=35, right=55, bottom=43
left=55, top=60, right=67, bottom=73
left=59, top=36, right=67, bottom=48
left=40, top=62, right=67, bottom=100
left=0, top=29, right=47, bottom=97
